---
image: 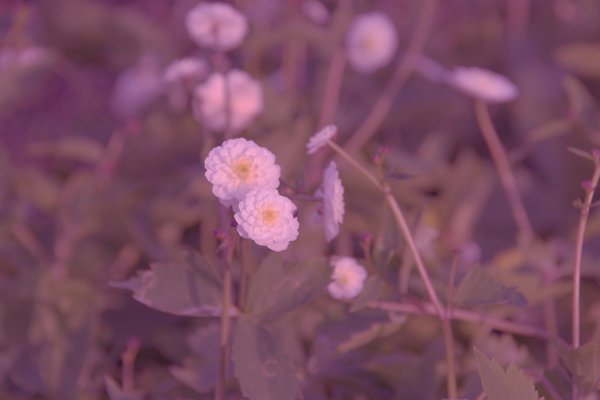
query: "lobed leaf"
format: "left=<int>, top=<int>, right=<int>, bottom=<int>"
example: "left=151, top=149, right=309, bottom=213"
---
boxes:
left=475, top=348, right=542, bottom=400
left=232, top=317, right=302, bottom=400
left=110, top=250, right=226, bottom=317
left=246, top=254, right=329, bottom=322
left=454, top=266, right=527, bottom=307
left=558, top=339, right=600, bottom=395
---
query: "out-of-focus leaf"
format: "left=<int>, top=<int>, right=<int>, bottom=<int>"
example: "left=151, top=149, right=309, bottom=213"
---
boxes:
left=556, top=43, right=600, bottom=79
left=14, top=168, right=60, bottom=212
left=246, top=254, right=329, bottom=322
left=373, top=209, right=401, bottom=269
left=232, top=317, right=302, bottom=400
left=454, top=266, right=527, bottom=307
left=28, top=136, right=106, bottom=164
left=563, top=77, right=600, bottom=138
left=105, top=376, right=144, bottom=400
left=350, top=276, right=388, bottom=312
left=110, top=250, right=228, bottom=317
left=336, top=317, right=406, bottom=354
left=558, top=339, right=600, bottom=395
left=527, top=118, right=573, bottom=144
left=475, top=348, right=542, bottom=400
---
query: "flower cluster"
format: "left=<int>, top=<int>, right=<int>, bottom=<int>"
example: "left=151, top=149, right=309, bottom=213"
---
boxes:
left=194, top=69, right=263, bottom=133
left=328, top=257, right=368, bottom=300
left=346, top=11, right=398, bottom=74
left=162, top=2, right=263, bottom=131
left=205, top=139, right=299, bottom=251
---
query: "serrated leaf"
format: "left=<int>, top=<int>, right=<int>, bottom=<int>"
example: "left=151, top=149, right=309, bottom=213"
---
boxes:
left=232, top=317, right=302, bottom=400
left=111, top=250, right=227, bottom=317
left=558, top=339, right=600, bottom=395
left=105, top=376, right=144, bottom=400
left=246, top=254, right=329, bottom=322
left=475, top=348, right=542, bottom=400
left=454, top=266, right=527, bottom=307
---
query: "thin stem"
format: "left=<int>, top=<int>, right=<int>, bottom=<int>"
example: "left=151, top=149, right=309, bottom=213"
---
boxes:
left=327, top=140, right=454, bottom=397
left=370, top=300, right=548, bottom=339
left=318, top=49, right=347, bottom=127
left=474, top=100, right=535, bottom=243
left=343, top=0, right=438, bottom=153
left=572, top=156, right=600, bottom=349
left=216, top=241, right=234, bottom=400
left=121, top=338, right=141, bottom=393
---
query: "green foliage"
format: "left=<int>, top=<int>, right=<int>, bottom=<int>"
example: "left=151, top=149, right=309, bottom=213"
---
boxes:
left=112, top=250, right=226, bottom=317
left=558, top=339, right=600, bottom=395
left=245, top=254, right=329, bottom=322
left=454, top=266, right=527, bottom=307
left=232, top=317, right=302, bottom=400
left=105, top=376, right=144, bottom=400
left=475, top=348, right=542, bottom=400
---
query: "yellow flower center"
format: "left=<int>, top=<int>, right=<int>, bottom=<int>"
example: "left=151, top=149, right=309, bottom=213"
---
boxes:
left=261, top=206, right=279, bottom=226
left=232, top=157, right=253, bottom=180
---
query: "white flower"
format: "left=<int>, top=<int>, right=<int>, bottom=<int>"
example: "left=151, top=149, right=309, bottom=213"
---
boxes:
left=164, top=57, right=207, bottom=84
left=319, top=161, right=345, bottom=241
left=328, top=257, right=367, bottom=300
left=193, top=69, right=263, bottom=133
left=185, top=2, right=248, bottom=51
left=234, top=188, right=299, bottom=252
left=346, top=11, right=398, bottom=73
left=448, top=67, right=519, bottom=103
left=204, top=138, right=280, bottom=206
left=306, top=125, right=337, bottom=155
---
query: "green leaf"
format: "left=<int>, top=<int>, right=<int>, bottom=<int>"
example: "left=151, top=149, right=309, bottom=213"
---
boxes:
left=111, top=250, right=228, bottom=317
left=246, top=254, right=329, bottom=322
left=558, top=339, right=600, bottom=395
left=350, top=275, right=387, bottom=312
left=563, top=77, right=600, bottom=136
left=232, top=317, right=302, bottom=400
left=454, top=266, right=527, bottom=307
left=475, top=348, right=542, bottom=400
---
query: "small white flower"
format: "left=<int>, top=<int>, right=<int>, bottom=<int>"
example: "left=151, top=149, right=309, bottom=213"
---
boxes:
left=328, top=257, right=367, bottom=300
left=306, top=125, right=337, bottom=155
left=204, top=138, right=280, bottom=206
left=448, top=67, right=519, bottom=103
left=319, top=161, right=345, bottom=241
left=185, top=2, right=248, bottom=51
left=194, top=69, right=263, bottom=133
left=234, top=188, right=299, bottom=252
left=346, top=11, right=398, bottom=73
left=164, top=57, right=207, bottom=84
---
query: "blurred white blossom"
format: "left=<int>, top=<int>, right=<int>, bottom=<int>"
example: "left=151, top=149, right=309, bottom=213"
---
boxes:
left=110, top=56, right=164, bottom=119
left=164, top=57, right=207, bottom=84
left=194, top=69, right=263, bottom=132
left=306, top=125, right=337, bottom=154
left=448, top=67, right=519, bottom=103
left=346, top=11, right=398, bottom=73
left=234, top=188, right=299, bottom=251
left=317, top=161, right=345, bottom=241
left=302, top=0, right=330, bottom=24
left=185, top=2, right=248, bottom=51
left=328, top=257, right=367, bottom=300
left=204, top=138, right=281, bottom=206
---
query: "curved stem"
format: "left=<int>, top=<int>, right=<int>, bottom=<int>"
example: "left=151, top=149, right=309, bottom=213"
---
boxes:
left=474, top=100, right=535, bottom=243
left=343, top=0, right=438, bottom=153
left=572, top=156, right=600, bottom=349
